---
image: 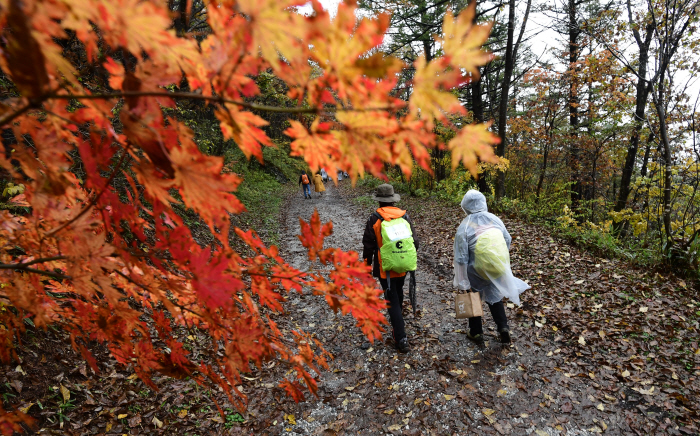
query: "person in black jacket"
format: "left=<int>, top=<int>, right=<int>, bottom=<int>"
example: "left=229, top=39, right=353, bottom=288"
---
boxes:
left=362, top=184, right=419, bottom=353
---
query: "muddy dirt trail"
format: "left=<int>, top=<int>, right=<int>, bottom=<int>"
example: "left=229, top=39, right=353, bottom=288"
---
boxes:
left=241, top=183, right=640, bottom=435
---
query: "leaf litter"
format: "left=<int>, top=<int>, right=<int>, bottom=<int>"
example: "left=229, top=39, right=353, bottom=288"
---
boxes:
left=0, top=183, right=697, bottom=434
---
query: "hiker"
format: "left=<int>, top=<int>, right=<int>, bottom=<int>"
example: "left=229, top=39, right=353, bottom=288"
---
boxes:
left=453, top=190, right=529, bottom=344
left=362, top=184, right=419, bottom=353
left=320, top=168, right=329, bottom=182
left=298, top=171, right=311, bottom=199
left=312, top=172, right=326, bottom=197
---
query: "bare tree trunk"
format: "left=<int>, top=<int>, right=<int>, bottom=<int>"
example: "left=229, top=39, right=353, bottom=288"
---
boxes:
left=568, top=0, right=582, bottom=214
left=613, top=7, right=655, bottom=234
left=495, top=0, right=531, bottom=199
left=654, top=79, right=673, bottom=243
left=471, top=69, right=490, bottom=194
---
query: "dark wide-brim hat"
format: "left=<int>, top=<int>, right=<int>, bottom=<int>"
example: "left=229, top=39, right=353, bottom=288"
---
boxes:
left=372, top=183, right=401, bottom=203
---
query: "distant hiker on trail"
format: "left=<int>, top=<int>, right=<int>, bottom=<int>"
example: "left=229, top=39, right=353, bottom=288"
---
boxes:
left=362, top=184, right=419, bottom=353
left=299, top=171, right=311, bottom=199
left=312, top=172, right=326, bottom=197
left=320, top=168, right=329, bottom=182
left=453, top=190, right=530, bottom=345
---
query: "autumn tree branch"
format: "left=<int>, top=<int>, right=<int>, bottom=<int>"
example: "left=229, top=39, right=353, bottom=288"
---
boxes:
left=0, top=256, right=70, bottom=279
left=44, top=145, right=131, bottom=238
left=42, top=91, right=401, bottom=114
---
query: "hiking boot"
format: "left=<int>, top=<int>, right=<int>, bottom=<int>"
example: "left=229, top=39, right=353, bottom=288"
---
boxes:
left=498, top=328, right=511, bottom=344
left=396, top=337, right=409, bottom=353
left=467, top=331, right=485, bottom=346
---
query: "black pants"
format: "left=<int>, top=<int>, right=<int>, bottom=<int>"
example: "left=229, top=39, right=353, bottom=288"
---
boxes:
left=468, top=301, right=508, bottom=335
left=379, top=275, right=406, bottom=342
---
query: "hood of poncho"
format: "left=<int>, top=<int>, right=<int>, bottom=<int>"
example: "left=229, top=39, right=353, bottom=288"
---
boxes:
left=461, top=190, right=488, bottom=214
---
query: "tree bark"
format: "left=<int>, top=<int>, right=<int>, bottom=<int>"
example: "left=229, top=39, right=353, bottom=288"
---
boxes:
left=471, top=70, right=490, bottom=193
left=614, top=29, right=653, bottom=216
left=495, top=0, right=517, bottom=199
left=568, top=0, right=582, bottom=214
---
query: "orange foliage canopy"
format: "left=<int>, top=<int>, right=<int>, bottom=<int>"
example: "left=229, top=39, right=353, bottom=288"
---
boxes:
left=0, top=0, right=497, bottom=430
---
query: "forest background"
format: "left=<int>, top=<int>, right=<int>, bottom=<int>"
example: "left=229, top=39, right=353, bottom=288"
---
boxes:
left=356, top=0, right=700, bottom=274
left=0, top=0, right=699, bottom=434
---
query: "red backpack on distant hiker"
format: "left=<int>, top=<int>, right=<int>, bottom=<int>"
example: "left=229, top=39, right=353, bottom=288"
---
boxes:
left=301, top=174, right=310, bottom=184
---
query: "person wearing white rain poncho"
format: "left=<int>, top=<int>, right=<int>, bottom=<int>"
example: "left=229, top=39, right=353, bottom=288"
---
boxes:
left=453, top=190, right=530, bottom=344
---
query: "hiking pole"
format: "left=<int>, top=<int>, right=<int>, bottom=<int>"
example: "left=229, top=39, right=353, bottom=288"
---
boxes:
left=409, top=270, right=417, bottom=316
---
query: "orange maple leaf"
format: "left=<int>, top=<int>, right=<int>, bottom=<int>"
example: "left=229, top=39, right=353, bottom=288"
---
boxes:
left=447, top=123, right=500, bottom=177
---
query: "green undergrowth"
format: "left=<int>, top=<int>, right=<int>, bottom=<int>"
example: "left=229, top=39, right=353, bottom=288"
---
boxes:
left=225, top=142, right=306, bottom=247
left=351, top=173, right=694, bottom=280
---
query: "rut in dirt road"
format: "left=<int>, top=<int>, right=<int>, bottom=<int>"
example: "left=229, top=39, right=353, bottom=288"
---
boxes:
left=237, top=183, right=650, bottom=435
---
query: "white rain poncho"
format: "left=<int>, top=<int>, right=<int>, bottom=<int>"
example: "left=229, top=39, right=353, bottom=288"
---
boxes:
left=453, top=190, right=530, bottom=305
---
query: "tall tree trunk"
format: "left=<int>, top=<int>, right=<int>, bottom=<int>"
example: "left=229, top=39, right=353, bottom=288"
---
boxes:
left=640, top=132, right=655, bottom=178
left=654, top=77, right=673, bottom=244
left=535, top=106, right=553, bottom=204
left=535, top=143, right=549, bottom=203
left=471, top=70, right=489, bottom=193
left=495, top=0, right=517, bottom=199
left=568, top=0, right=582, bottom=214
left=613, top=18, right=654, bottom=228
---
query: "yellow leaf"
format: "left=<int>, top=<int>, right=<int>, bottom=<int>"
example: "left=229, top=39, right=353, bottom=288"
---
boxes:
left=345, top=386, right=354, bottom=391
left=444, top=394, right=455, bottom=401
left=438, top=4, right=494, bottom=77
left=384, top=409, right=394, bottom=415
left=284, top=413, right=296, bottom=425
left=482, top=408, right=495, bottom=416
left=552, top=326, right=558, bottom=331
left=447, top=123, right=500, bottom=177
left=19, top=403, right=33, bottom=414
left=409, top=56, right=464, bottom=124
left=535, top=321, right=543, bottom=328
left=578, top=336, right=586, bottom=345
left=106, top=423, right=113, bottom=432
left=237, top=0, right=307, bottom=65
left=387, top=424, right=402, bottom=431
left=117, top=414, right=128, bottom=419
left=178, top=409, right=188, bottom=418
left=621, top=370, right=630, bottom=377
left=152, top=416, right=163, bottom=428
left=599, top=330, right=606, bottom=338
left=414, top=399, right=423, bottom=405
left=596, top=403, right=604, bottom=411
left=639, top=306, right=649, bottom=313
left=405, top=364, right=411, bottom=369
left=127, top=374, right=138, bottom=380
left=60, top=385, right=70, bottom=402
left=497, top=389, right=508, bottom=397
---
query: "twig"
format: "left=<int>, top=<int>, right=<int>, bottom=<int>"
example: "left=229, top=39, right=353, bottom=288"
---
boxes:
left=0, top=257, right=71, bottom=280
left=44, top=145, right=131, bottom=238
left=43, top=91, right=400, bottom=114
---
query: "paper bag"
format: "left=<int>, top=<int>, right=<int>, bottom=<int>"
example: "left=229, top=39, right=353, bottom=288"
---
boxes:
left=455, top=292, right=483, bottom=319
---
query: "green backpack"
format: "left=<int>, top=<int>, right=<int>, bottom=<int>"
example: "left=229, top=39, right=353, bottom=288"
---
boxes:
left=473, top=228, right=510, bottom=279
left=375, top=212, right=417, bottom=273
